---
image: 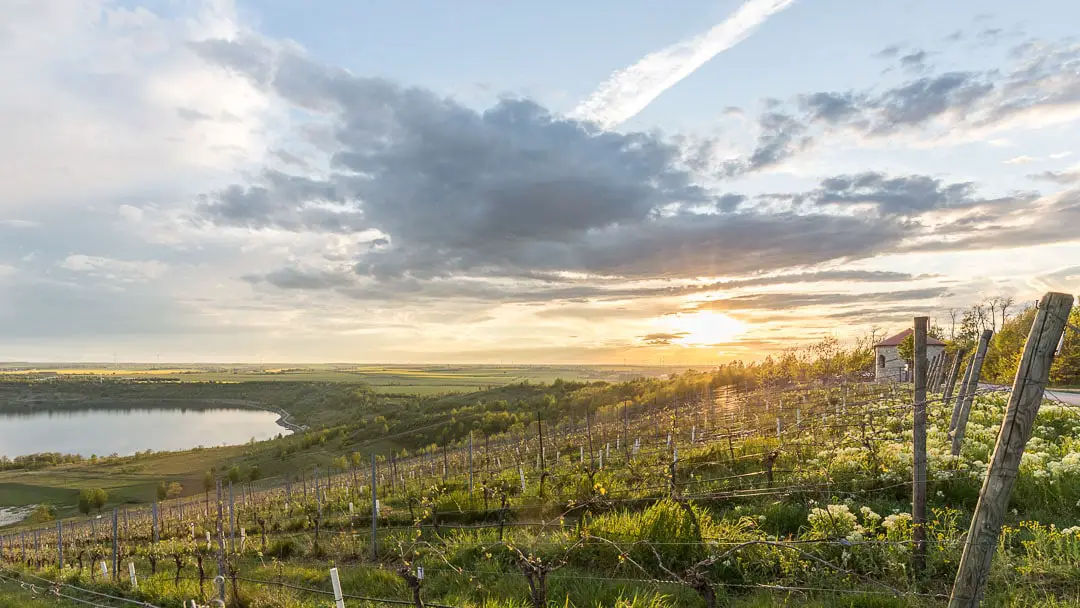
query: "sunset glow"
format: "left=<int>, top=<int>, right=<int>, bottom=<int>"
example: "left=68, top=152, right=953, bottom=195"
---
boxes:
left=663, top=311, right=747, bottom=347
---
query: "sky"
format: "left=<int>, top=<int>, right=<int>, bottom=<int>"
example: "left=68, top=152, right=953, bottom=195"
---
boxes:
left=3, top=0, right=1080, bottom=365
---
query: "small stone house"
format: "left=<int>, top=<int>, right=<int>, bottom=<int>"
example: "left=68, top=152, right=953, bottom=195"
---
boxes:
left=874, top=329, right=946, bottom=382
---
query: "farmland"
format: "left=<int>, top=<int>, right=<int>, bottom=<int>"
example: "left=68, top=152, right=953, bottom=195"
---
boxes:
left=2, top=304, right=1080, bottom=607
left=2, top=361, right=1080, bottom=605
left=0, top=364, right=672, bottom=395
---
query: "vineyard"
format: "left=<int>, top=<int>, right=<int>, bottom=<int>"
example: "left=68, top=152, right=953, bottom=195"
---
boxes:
left=2, top=300, right=1080, bottom=607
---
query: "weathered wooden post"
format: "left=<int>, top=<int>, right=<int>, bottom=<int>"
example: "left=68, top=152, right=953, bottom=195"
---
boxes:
left=913, top=316, right=929, bottom=576
left=950, top=355, right=976, bottom=433
left=215, top=480, right=227, bottom=604
left=952, top=330, right=993, bottom=456
left=949, top=292, right=1073, bottom=608
left=467, top=432, right=474, bottom=498
left=112, top=508, right=118, bottom=582
left=942, top=348, right=968, bottom=409
left=370, top=453, right=378, bottom=561
left=57, top=521, right=63, bottom=570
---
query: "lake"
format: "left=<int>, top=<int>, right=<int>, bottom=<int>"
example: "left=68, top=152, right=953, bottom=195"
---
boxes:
left=0, top=408, right=289, bottom=458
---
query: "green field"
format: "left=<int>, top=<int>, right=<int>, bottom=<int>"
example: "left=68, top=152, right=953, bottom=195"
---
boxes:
left=0, top=363, right=680, bottom=395
left=3, top=376, right=1080, bottom=607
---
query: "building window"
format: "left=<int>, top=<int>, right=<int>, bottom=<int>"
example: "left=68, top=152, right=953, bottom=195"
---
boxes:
left=878, top=354, right=886, bottom=368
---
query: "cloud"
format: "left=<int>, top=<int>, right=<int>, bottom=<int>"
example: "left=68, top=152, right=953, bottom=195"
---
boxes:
left=1004, top=155, right=1038, bottom=164
left=776, top=39, right=1080, bottom=159
left=874, top=45, right=903, bottom=59
left=244, top=267, right=354, bottom=290
left=899, top=49, right=929, bottom=72
left=641, top=332, right=688, bottom=345
left=813, top=172, right=976, bottom=214
left=0, top=219, right=40, bottom=228
left=59, top=254, right=168, bottom=282
left=0, top=0, right=282, bottom=211
left=696, top=287, right=949, bottom=312
left=192, top=37, right=918, bottom=288
left=1028, top=169, right=1080, bottom=185
left=568, top=0, right=795, bottom=128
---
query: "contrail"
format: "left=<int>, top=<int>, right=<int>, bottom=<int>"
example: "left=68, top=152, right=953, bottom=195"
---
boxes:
left=570, top=0, right=795, bottom=129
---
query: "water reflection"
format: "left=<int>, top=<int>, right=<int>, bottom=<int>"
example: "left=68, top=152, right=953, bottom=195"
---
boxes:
left=0, top=408, right=289, bottom=458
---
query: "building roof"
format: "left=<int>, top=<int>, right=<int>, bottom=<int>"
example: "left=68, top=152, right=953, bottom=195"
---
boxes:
left=874, top=328, right=947, bottom=348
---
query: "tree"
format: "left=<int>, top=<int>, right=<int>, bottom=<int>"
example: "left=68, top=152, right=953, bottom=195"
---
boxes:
left=203, top=470, right=214, bottom=493
left=79, top=488, right=109, bottom=514
left=166, top=482, right=183, bottom=499
left=157, top=481, right=168, bottom=501
left=897, top=333, right=915, bottom=366
left=77, top=489, right=94, bottom=515
left=227, top=466, right=241, bottom=483
left=247, top=465, right=261, bottom=482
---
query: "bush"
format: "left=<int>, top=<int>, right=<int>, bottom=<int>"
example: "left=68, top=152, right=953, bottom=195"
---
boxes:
left=266, top=538, right=297, bottom=559
left=77, top=488, right=108, bottom=514
left=26, top=504, right=56, bottom=523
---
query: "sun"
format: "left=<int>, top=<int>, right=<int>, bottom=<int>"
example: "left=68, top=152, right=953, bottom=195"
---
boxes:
left=664, top=311, right=746, bottom=346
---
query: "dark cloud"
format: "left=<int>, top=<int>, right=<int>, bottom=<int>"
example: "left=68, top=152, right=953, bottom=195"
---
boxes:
left=641, top=332, right=687, bottom=345
left=814, top=172, right=976, bottom=214
left=718, top=111, right=812, bottom=177
left=905, top=188, right=1080, bottom=253
left=177, top=107, right=213, bottom=121
left=747, top=112, right=812, bottom=169
left=799, top=92, right=864, bottom=125
left=196, top=170, right=363, bottom=233
left=192, top=36, right=912, bottom=287
left=272, top=149, right=309, bottom=168
left=1029, top=170, right=1080, bottom=185
left=695, top=287, right=949, bottom=312
left=243, top=267, right=355, bottom=290
left=873, top=72, right=994, bottom=131
left=709, top=270, right=921, bottom=290
left=977, top=28, right=1004, bottom=43
left=899, top=50, right=928, bottom=71
left=240, top=266, right=925, bottom=305
left=875, top=45, right=903, bottom=59
left=792, top=39, right=1080, bottom=142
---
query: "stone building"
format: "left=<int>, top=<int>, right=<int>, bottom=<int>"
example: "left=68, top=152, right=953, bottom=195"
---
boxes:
left=874, top=329, right=946, bottom=381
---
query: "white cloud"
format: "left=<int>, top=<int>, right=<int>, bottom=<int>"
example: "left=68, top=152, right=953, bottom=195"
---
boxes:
left=569, top=0, right=795, bottom=129
left=0, top=219, right=40, bottom=228
left=59, top=254, right=168, bottom=281
left=1003, top=155, right=1038, bottom=164
left=1049, top=151, right=1073, bottom=159
left=0, top=0, right=285, bottom=210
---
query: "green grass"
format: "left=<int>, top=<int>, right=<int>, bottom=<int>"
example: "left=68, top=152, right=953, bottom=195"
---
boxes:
left=0, top=445, right=250, bottom=519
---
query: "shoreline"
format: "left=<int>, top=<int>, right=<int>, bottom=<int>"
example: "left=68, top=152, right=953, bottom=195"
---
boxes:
left=0, top=397, right=309, bottom=433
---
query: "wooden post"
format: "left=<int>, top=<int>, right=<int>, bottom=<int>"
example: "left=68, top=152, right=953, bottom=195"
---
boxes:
left=950, top=354, right=976, bottom=434
left=467, top=432, right=474, bottom=498
left=586, top=408, right=595, bottom=472
left=370, top=453, right=378, bottom=561
left=942, top=348, right=968, bottom=409
left=215, top=480, right=227, bottom=604
left=949, top=292, right=1073, bottom=608
left=228, top=481, right=236, bottom=554
left=912, top=316, right=929, bottom=576
left=111, top=508, right=118, bottom=582
left=57, top=521, right=63, bottom=570
left=952, top=330, right=993, bottom=457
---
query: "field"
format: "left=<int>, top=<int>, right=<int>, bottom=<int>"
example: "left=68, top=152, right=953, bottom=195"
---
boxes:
left=2, top=371, right=1080, bottom=607
left=0, top=364, right=675, bottom=395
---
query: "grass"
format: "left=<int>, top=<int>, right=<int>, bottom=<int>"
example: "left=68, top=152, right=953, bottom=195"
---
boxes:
left=0, top=363, right=674, bottom=390
left=0, top=445, right=250, bottom=518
